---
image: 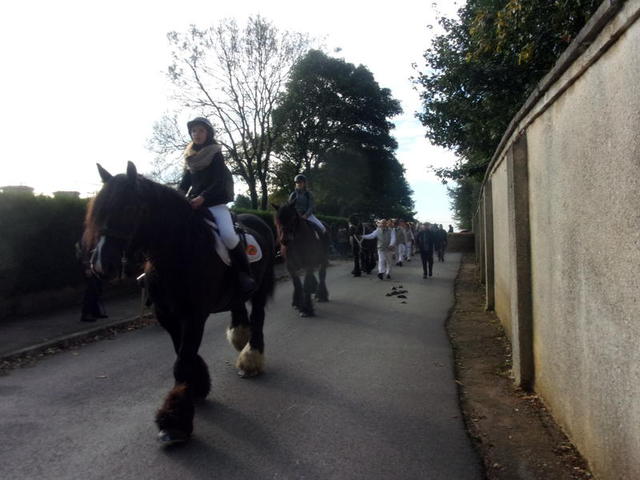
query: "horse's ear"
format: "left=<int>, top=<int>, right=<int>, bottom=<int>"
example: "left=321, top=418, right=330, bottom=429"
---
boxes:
left=126, top=161, right=137, bottom=183
left=270, top=203, right=280, bottom=210
left=97, top=163, right=112, bottom=183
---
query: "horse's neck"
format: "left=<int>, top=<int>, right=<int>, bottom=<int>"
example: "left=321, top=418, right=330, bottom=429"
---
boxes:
left=141, top=199, right=207, bottom=264
left=297, top=217, right=315, bottom=238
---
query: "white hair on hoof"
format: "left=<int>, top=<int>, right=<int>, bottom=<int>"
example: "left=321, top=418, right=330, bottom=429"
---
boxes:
left=226, top=326, right=251, bottom=352
left=236, top=343, right=264, bottom=378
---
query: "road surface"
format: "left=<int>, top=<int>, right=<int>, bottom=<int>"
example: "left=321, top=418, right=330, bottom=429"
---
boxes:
left=0, top=254, right=481, bottom=479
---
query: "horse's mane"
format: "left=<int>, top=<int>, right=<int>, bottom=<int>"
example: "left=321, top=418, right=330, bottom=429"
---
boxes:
left=83, top=174, right=192, bottom=249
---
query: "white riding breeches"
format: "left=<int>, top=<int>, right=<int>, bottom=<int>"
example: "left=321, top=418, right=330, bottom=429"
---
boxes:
left=306, top=214, right=326, bottom=233
left=208, top=204, right=239, bottom=249
left=377, top=249, right=393, bottom=275
left=397, top=243, right=406, bottom=262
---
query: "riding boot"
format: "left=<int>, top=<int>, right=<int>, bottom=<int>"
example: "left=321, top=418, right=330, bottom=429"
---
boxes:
left=229, top=244, right=257, bottom=300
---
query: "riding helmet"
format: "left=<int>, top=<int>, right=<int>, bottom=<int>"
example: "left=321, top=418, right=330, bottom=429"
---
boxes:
left=187, top=117, right=215, bottom=140
left=294, top=174, right=307, bottom=183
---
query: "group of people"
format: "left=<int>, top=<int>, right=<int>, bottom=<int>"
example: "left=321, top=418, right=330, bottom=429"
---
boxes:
left=78, top=115, right=453, bottom=321
left=177, top=115, right=453, bottom=286
left=355, top=219, right=449, bottom=280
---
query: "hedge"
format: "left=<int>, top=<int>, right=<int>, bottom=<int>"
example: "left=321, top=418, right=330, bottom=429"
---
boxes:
left=0, top=197, right=349, bottom=299
left=232, top=207, right=349, bottom=236
left=0, top=194, right=88, bottom=298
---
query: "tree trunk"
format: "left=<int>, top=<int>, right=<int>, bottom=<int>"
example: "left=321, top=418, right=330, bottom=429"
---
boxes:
left=248, top=183, right=259, bottom=210
left=259, top=176, right=269, bottom=210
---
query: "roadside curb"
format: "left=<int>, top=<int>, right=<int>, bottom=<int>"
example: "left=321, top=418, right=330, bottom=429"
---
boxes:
left=0, top=261, right=345, bottom=369
left=0, top=313, right=154, bottom=363
left=1, top=268, right=296, bottom=366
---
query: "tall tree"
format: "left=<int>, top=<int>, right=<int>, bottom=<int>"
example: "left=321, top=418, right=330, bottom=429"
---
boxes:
left=272, top=50, right=402, bottom=178
left=149, top=16, right=311, bottom=209
left=414, top=0, right=602, bottom=226
left=272, top=50, right=413, bottom=218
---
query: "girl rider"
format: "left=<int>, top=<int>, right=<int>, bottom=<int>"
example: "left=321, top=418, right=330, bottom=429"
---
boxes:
left=178, top=117, right=256, bottom=297
left=288, top=174, right=326, bottom=233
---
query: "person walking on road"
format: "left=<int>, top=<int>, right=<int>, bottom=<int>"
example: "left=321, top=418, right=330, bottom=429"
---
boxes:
left=394, top=219, right=407, bottom=267
left=435, top=224, right=448, bottom=262
left=416, top=222, right=435, bottom=279
left=361, top=219, right=396, bottom=280
left=76, top=240, right=107, bottom=322
left=403, top=220, right=414, bottom=262
left=178, top=116, right=256, bottom=298
left=348, top=215, right=363, bottom=277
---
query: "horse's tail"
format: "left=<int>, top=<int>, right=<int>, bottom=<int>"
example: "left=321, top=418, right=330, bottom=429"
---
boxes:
left=262, top=253, right=275, bottom=299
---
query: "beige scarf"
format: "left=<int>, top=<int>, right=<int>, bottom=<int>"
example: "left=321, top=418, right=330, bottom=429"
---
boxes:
left=183, top=143, right=223, bottom=172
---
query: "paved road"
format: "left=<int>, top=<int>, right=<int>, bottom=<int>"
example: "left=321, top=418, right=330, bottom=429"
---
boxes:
left=0, top=254, right=481, bottom=480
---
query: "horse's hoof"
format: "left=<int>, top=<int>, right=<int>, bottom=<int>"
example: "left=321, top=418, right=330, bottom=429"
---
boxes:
left=157, top=429, right=190, bottom=446
left=299, top=311, right=315, bottom=317
left=237, top=369, right=260, bottom=378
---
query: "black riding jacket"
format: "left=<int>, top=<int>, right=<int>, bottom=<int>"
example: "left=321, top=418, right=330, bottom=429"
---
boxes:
left=416, top=230, right=435, bottom=253
left=178, top=151, right=234, bottom=207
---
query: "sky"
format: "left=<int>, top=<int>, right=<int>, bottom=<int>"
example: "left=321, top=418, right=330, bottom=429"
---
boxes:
left=0, top=0, right=462, bottom=227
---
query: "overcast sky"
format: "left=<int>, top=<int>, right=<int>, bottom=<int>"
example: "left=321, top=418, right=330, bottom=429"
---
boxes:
left=0, top=0, right=462, bottom=226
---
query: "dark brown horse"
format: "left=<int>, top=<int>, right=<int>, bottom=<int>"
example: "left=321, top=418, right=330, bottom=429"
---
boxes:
left=273, top=202, right=329, bottom=317
left=84, top=162, right=275, bottom=445
left=348, top=217, right=377, bottom=276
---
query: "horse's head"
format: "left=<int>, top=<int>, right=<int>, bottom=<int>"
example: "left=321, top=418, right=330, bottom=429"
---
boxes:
left=272, top=201, right=300, bottom=247
left=84, top=161, right=145, bottom=279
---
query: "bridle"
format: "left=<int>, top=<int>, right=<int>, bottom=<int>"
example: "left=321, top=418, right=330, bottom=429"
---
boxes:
left=94, top=205, right=146, bottom=278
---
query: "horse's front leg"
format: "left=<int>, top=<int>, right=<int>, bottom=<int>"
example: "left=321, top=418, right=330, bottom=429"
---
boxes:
left=235, top=287, right=268, bottom=378
left=300, top=270, right=317, bottom=317
left=289, top=265, right=304, bottom=310
left=316, top=261, right=329, bottom=302
left=156, top=313, right=208, bottom=445
left=227, top=304, right=251, bottom=352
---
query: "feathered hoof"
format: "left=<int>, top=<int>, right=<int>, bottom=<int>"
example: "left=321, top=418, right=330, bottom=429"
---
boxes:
left=226, top=326, right=251, bottom=352
left=236, top=343, right=264, bottom=378
left=157, top=429, right=190, bottom=446
left=155, top=384, right=194, bottom=444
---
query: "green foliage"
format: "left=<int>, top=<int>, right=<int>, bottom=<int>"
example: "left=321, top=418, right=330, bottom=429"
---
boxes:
left=232, top=207, right=278, bottom=234
left=0, top=193, right=348, bottom=299
left=232, top=207, right=348, bottom=236
left=272, top=50, right=414, bottom=220
left=312, top=147, right=414, bottom=219
left=233, top=194, right=253, bottom=210
left=0, top=194, right=88, bottom=298
left=414, top=0, right=602, bottom=226
left=447, top=178, right=481, bottom=231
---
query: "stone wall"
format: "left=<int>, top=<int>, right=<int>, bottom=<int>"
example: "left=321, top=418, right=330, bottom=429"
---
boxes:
left=473, top=2, right=640, bottom=478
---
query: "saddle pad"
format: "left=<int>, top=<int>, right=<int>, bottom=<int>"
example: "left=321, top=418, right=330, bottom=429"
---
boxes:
left=204, top=219, right=263, bottom=266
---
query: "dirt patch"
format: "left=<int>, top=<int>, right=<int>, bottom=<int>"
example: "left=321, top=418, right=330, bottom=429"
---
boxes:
left=448, top=253, right=593, bottom=480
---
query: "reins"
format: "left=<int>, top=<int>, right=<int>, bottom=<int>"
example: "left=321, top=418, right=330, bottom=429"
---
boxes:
left=98, top=205, right=146, bottom=280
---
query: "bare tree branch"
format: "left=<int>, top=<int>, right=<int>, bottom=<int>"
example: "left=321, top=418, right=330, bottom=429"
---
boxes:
left=148, top=16, right=312, bottom=208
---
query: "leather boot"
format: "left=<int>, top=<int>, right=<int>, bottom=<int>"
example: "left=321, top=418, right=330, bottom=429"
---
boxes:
left=229, top=243, right=257, bottom=299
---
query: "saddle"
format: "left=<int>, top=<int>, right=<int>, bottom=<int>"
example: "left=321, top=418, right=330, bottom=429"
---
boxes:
left=202, top=212, right=262, bottom=266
